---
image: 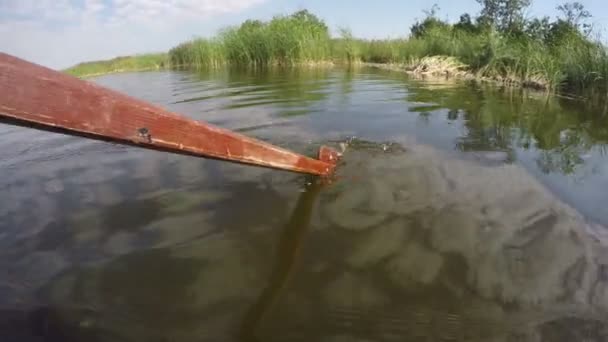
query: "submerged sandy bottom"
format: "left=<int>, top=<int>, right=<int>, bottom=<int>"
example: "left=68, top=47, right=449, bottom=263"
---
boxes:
left=5, top=139, right=608, bottom=341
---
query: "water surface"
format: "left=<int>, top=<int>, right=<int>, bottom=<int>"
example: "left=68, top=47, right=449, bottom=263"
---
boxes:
left=1, top=67, right=608, bottom=341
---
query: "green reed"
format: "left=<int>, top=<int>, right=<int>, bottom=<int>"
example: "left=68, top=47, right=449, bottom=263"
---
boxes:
left=64, top=9, right=608, bottom=94
left=329, top=25, right=608, bottom=92
left=170, top=10, right=332, bottom=68
left=169, top=38, right=226, bottom=69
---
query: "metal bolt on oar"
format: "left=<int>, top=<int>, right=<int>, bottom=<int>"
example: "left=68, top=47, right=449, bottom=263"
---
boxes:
left=0, top=53, right=339, bottom=176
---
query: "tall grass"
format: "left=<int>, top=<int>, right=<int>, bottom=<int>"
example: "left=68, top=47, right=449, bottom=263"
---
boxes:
left=553, top=35, right=608, bottom=92
left=170, top=10, right=332, bottom=68
left=169, top=38, right=225, bottom=68
left=332, top=28, right=360, bottom=63
left=329, top=25, right=608, bottom=92
left=64, top=9, right=608, bottom=94
left=170, top=22, right=608, bottom=93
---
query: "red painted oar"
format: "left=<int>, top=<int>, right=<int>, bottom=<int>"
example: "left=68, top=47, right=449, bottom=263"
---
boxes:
left=0, top=53, right=338, bottom=176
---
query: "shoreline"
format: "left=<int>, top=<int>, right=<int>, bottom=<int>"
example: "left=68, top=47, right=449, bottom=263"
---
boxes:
left=70, top=66, right=164, bottom=79
left=62, top=8, right=608, bottom=96
left=72, top=59, right=550, bottom=93
left=362, top=61, right=550, bottom=91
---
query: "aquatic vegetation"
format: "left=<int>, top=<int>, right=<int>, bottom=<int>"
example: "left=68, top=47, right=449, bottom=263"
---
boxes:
left=346, top=219, right=411, bottom=268
left=319, top=140, right=608, bottom=313
left=143, top=212, right=212, bottom=249
left=323, top=179, right=394, bottom=230
left=321, top=335, right=366, bottom=342
left=221, top=4, right=607, bottom=93
left=323, top=272, right=388, bottom=309
left=472, top=214, right=586, bottom=304
left=188, top=253, right=264, bottom=308
left=103, top=231, right=136, bottom=256
left=169, top=38, right=226, bottom=69
left=155, top=190, right=227, bottom=216
left=65, top=3, right=608, bottom=94
left=171, top=234, right=242, bottom=262
left=173, top=157, right=209, bottom=185
left=43, top=179, right=64, bottom=194
left=388, top=163, right=448, bottom=216
left=332, top=28, right=360, bottom=63
left=92, top=182, right=123, bottom=206
left=17, top=138, right=608, bottom=340
left=169, top=10, right=332, bottom=68
left=386, top=241, right=444, bottom=286
left=430, top=205, right=481, bottom=254
left=452, top=167, right=590, bottom=303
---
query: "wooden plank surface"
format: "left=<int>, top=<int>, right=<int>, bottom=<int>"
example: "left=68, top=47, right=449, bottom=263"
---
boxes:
left=0, top=53, right=337, bottom=176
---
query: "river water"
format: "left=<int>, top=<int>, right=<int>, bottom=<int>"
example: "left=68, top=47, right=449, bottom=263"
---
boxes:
left=1, top=67, right=608, bottom=341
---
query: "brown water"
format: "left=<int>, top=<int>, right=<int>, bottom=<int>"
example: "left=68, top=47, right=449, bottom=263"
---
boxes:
left=2, top=67, right=608, bottom=341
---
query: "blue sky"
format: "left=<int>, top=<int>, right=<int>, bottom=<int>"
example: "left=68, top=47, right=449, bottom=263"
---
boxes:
left=1, top=0, right=606, bottom=69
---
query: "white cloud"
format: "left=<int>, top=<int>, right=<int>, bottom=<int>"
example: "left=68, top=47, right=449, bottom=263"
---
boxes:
left=0, top=0, right=267, bottom=69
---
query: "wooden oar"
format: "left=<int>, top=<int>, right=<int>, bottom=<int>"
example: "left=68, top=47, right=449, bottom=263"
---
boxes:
left=0, top=53, right=338, bottom=176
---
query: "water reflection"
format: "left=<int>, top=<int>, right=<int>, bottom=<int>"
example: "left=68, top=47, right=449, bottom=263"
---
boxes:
left=404, top=81, right=608, bottom=176
left=240, top=178, right=322, bottom=342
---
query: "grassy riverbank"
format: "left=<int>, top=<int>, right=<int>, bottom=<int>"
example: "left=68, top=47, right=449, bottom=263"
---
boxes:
left=66, top=3, right=608, bottom=93
left=167, top=5, right=608, bottom=92
left=348, top=27, right=608, bottom=92
left=65, top=53, right=168, bottom=78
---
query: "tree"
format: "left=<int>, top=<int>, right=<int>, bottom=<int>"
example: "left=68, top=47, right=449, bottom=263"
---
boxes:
left=454, top=13, right=478, bottom=33
left=238, top=19, right=265, bottom=33
left=543, top=2, right=592, bottom=45
left=525, top=16, right=551, bottom=41
left=422, top=4, right=441, bottom=18
left=556, top=2, right=592, bottom=34
left=410, top=4, right=449, bottom=38
left=546, top=19, right=585, bottom=46
left=476, top=0, right=531, bottom=33
left=477, top=0, right=500, bottom=27
left=290, top=9, right=329, bottom=34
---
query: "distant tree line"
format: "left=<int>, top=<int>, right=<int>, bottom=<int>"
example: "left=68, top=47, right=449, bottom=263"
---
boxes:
left=411, top=0, right=593, bottom=44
